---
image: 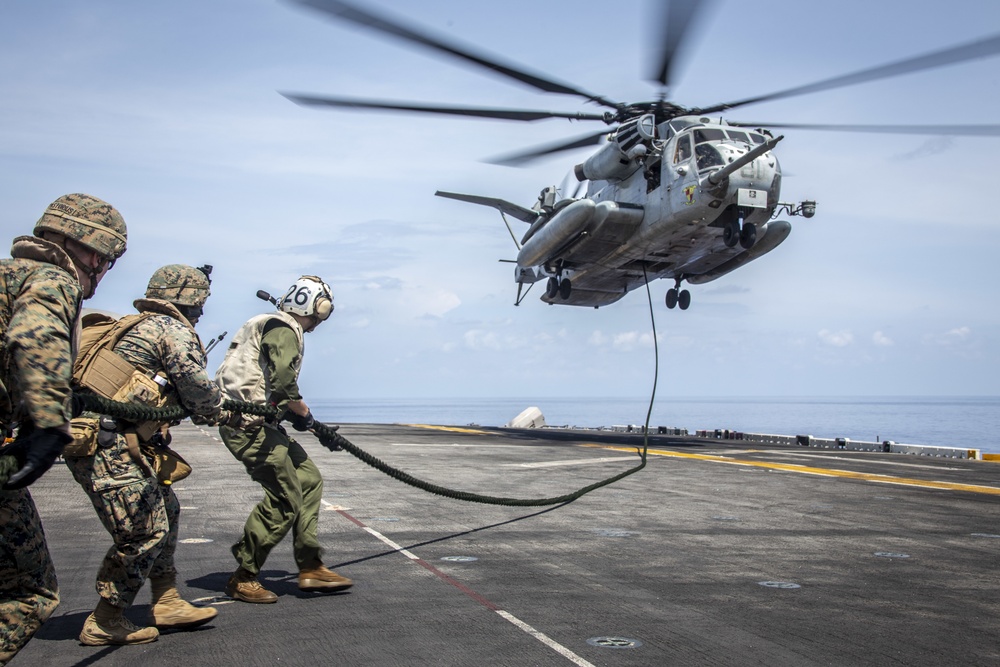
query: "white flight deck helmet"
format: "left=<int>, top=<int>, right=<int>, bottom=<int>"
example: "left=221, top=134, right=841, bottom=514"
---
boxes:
left=279, top=275, right=334, bottom=322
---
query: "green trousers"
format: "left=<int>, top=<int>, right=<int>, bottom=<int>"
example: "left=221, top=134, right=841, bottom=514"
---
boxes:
left=220, top=423, right=323, bottom=574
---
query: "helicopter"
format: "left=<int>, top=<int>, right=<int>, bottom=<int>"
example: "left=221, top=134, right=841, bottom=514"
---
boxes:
left=282, top=0, right=1000, bottom=310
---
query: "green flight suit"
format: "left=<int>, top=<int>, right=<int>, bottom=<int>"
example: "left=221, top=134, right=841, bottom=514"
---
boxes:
left=219, top=323, right=323, bottom=574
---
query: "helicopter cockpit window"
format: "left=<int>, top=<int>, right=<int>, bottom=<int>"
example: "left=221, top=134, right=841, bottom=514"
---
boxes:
left=748, top=132, right=766, bottom=144
left=695, top=143, right=725, bottom=172
left=725, top=129, right=750, bottom=144
left=673, top=134, right=692, bottom=164
left=668, top=118, right=700, bottom=134
left=694, top=128, right=727, bottom=144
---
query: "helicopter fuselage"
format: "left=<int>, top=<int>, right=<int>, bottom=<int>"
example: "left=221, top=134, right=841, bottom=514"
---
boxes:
left=531, top=116, right=787, bottom=307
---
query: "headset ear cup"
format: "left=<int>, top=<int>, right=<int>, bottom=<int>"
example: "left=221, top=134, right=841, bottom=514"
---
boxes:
left=315, top=297, right=332, bottom=320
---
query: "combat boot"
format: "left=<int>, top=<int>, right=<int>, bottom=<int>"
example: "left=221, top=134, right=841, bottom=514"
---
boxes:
left=80, top=599, right=159, bottom=646
left=149, top=576, right=218, bottom=629
left=226, top=566, right=278, bottom=603
left=298, top=561, right=353, bottom=592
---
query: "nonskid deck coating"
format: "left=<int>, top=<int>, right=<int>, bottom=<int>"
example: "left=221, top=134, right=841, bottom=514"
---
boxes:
left=13, top=422, right=1000, bottom=666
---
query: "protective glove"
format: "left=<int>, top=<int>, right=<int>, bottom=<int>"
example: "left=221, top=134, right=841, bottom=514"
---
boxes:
left=70, top=393, right=87, bottom=418
left=3, top=427, right=73, bottom=490
left=316, top=424, right=343, bottom=451
left=289, top=410, right=315, bottom=432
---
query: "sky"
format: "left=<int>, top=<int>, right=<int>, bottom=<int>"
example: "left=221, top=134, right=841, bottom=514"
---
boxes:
left=2, top=0, right=999, bottom=404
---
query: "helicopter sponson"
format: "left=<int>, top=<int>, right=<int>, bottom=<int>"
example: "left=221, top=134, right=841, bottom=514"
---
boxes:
left=516, top=199, right=643, bottom=269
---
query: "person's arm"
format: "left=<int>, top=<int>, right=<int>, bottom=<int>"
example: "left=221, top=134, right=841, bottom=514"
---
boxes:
left=159, top=321, right=223, bottom=417
left=9, top=273, right=80, bottom=428
left=260, top=324, right=304, bottom=416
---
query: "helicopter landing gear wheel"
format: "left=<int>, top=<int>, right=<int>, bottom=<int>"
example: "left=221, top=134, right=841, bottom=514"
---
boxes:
left=546, top=277, right=559, bottom=299
left=740, top=222, right=757, bottom=249
left=558, top=277, right=572, bottom=299
left=678, top=289, right=691, bottom=310
left=723, top=218, right=740, bottom=248
left=666, top=288, right=678, bottom=309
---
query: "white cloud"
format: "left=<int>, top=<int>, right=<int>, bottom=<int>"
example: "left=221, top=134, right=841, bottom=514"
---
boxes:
left=818, top=329, right=854, bottom=347
left=588, top=330, right=608, bottom=345
left=873, top=331, right=893, bottom=346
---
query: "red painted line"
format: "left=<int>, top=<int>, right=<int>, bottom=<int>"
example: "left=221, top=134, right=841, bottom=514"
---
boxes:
left=337, top=509, right=498, bottom=610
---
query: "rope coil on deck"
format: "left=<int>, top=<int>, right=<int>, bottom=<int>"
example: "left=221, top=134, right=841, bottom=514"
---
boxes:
left=0, top=393, right=648, bottom=505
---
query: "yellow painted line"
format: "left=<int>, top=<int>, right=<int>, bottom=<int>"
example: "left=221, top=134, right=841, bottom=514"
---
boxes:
left=403, top=424, right=492, bottom=435
left=590, top=444, right=1000, bottom=496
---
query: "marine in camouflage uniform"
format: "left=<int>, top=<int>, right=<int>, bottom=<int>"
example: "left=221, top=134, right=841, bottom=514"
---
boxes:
left=0, top=194, right=126, bottom=665
left=66, top=264, right=223, bottom=647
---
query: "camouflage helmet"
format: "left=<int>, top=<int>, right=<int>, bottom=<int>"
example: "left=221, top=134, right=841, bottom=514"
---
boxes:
left=34, top=193, right=127, bottom=260
left=145, top=264, right=211, bottom=307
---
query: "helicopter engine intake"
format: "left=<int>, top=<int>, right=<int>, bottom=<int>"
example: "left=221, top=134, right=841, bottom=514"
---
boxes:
left=574, top=113, right=658, bottom=182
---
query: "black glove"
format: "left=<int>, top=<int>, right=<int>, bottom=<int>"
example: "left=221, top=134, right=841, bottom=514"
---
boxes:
left=316, top=424, right=343, bottom=451
left=289, top=410, right=315, bottom=432
left=71, top=392, right=87, bottom=418
left=3, top=427, right=72, bottom=490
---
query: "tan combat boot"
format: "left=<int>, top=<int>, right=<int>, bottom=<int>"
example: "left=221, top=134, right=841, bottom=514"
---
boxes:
left=226, top=566, right=278, bottom=603
left=298, top=561, right=353, bottom=592
left=79, top=599, right=159, bottom=646
left=149, top=576, right=218, bottom=629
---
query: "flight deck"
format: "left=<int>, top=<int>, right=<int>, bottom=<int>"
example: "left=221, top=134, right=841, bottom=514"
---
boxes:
left=14, top=422, right=1000, bottom=666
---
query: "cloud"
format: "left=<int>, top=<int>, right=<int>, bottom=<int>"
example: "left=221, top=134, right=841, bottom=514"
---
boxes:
left=818, top=329, right=853, bottom=347
left=923, top=326, right=972, bottom=347
left=873, top=331, right=893, bottom=346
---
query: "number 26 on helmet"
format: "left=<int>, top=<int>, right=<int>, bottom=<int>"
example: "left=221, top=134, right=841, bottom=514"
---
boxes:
left=280, top=275, right=334, bottom=321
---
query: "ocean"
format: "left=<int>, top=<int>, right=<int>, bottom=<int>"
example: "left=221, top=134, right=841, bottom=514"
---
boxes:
left=310, top=395, right=1000, bottom=454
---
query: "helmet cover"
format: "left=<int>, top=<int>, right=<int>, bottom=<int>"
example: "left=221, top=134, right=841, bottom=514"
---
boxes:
left=34, top=193, right=127, bottom=260
left=146, top=264, right=211, bottom=307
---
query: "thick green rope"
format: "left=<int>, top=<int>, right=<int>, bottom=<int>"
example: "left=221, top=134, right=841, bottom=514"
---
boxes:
left=0, top=392, right=647, bottom=504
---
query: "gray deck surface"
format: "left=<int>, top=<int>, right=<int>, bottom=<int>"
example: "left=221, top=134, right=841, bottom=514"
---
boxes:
left=12, top=422, right=1000, bottom=666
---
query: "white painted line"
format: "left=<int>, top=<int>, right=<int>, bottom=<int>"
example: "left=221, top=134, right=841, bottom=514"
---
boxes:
left=361, top=526, right=420, bottom=560
left=506, top=457, right=636, bottom=469
left=343, top=511, right=596, bottom=666
left=495, top=610, right=596, bottom=667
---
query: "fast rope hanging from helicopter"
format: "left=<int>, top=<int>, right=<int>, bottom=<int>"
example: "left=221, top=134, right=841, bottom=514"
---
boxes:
left=0, top=277, right=662, bottom=505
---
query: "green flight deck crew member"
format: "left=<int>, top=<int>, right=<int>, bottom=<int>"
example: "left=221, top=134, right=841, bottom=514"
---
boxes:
left=216, top=275, right=352, bottom=603
left=66, top=264, right=223, bottom=647
left=0, top=193, right=127, bottom=665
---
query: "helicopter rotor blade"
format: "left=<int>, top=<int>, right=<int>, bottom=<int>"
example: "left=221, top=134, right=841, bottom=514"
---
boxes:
left=650, top=0, right=711, bottom=89
left=695, top=33, right=1000, bottom=115
left=291, top=0, right=621, bottom=109
left=728, top=121, right=1000, bottom=136
left=485, top=128, right=612, bottom=167
left=281, top=92, right=610, bottom=122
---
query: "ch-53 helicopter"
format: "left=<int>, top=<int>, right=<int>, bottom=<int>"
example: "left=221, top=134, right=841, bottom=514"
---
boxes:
left=283, top=0, right=1000, bottom=310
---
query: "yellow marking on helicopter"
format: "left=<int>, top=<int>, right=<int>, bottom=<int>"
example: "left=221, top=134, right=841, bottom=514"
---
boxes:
left=587, top=444, right=1000, bottom=496
left=683, top=184, right=696, bottom=205
left=403, top=424, right=491, bottom=435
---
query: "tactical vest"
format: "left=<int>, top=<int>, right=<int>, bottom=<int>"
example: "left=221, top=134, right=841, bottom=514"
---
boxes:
left=73, top=311, right=173, bottom=442
left=215, top=311, right=304, bottom=406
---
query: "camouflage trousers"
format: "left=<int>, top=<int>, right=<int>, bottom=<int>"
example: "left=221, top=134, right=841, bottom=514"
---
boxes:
left=65, top=431, right=179, bottom=609
left=219, top=423, right=323, bottom=574
left=0, top=489, right=59, bottom=665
